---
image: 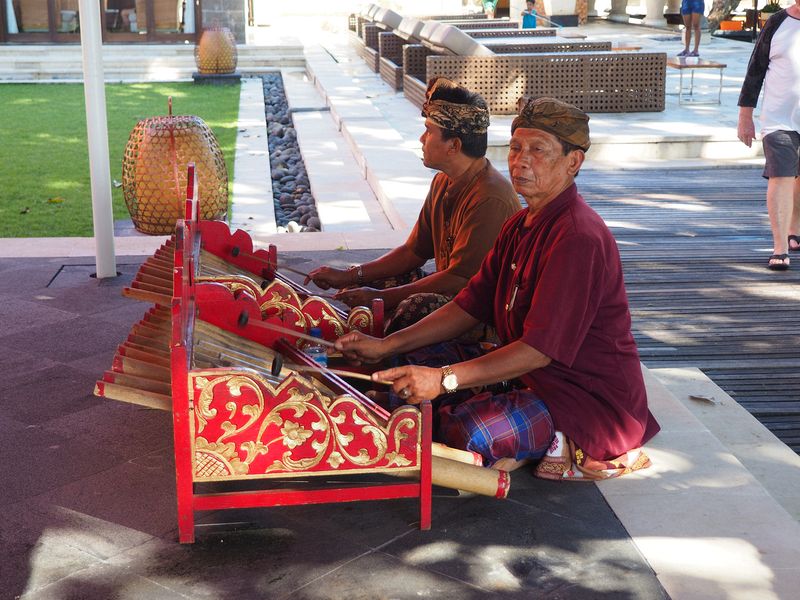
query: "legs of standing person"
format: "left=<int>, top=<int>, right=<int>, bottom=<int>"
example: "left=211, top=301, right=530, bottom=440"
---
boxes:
left=763, top=131, right=800, bottom=269
left=789, top=178, right=800, bottom=251
left=767, top=177, right=796, bottom=255
left=680, top=13, right=692, bottom=55
left=688, top=12, right=701, bottom=55
left=679, top=1, right=702, bottom=56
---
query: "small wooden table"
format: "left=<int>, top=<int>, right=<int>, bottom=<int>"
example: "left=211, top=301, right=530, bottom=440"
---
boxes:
left=667, top=56, right=727, bottom=105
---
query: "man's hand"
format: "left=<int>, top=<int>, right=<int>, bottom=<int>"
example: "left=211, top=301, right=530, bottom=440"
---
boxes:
left=738, top=110, right=756, bottom=148
left=373, top=365, right=442, bottom=404
left=304, top=266, right=353, bottom=290
left=334, top=287, right=381, bottom=308
left=335, top=330, right=388, bottom=365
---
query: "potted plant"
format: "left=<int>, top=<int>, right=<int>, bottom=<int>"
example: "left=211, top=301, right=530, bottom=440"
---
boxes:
left=759, top=0, right=781, bottom=27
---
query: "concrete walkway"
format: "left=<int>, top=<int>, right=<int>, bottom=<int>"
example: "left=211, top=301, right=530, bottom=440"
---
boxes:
left=1, top=16, right=800, bottom=600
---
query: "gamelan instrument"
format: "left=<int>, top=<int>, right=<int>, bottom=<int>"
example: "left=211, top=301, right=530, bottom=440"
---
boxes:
left=95, top=165, right=509, bottom=544
left=122, top=164, right=384, bottom=342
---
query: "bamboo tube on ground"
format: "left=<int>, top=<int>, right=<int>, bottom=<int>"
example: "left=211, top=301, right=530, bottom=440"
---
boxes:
left=431, top=442, right=483, bottom=466
left=391, top=455, right=510, bottom=499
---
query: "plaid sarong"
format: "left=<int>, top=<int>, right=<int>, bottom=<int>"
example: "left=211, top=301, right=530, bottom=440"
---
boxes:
left=391, top=341, right=554, bottom=466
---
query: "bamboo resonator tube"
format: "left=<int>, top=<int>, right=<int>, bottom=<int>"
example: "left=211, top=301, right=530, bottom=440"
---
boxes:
left=391, top=454, right=510, bottom=499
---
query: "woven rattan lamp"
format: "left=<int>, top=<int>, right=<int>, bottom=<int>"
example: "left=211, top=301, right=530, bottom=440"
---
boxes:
left=195, top=26, right=238, bottom=74
left=122, top=99, right=228, bottom=235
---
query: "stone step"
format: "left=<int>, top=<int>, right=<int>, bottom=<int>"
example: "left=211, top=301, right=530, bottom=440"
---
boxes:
left=0, top=44, right=305, bottom=81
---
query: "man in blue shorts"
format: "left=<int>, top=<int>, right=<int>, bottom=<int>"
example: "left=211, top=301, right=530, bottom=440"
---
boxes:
left=678, top=0, right=704, bottom=57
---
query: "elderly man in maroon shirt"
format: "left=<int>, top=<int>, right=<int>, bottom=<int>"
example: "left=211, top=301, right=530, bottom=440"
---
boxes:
left=336, top=98, right=660, bottom=480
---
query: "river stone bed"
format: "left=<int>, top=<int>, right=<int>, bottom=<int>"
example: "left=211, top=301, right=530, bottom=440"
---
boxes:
left=262, top=73, right=321, bottom=232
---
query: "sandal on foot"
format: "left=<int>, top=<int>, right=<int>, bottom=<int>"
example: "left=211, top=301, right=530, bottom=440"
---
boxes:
left=677, top=49, right=689, bottom=57
left=768, top=253, right=790, bottom=271
left=789, top=235, right=800, bottom=252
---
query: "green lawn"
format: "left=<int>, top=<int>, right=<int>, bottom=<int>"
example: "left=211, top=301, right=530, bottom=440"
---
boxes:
left=0, top=82, right=240, bottom=237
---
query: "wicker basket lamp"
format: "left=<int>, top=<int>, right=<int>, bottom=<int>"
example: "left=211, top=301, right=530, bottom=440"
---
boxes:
left=194, top=27, right=238, bottom=75
left=122, top=99, right=228, bottom=235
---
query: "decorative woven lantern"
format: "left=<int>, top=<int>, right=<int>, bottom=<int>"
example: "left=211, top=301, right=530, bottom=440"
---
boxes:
left=194, top=27, right=238, bottom=74
left=122, top=98, right=228, bottom=235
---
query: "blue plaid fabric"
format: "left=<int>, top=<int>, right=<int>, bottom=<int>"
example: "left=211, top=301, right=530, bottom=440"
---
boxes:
left=390, top=341, right=554, bottom=466
left=438, top=390, right=554, bottom=465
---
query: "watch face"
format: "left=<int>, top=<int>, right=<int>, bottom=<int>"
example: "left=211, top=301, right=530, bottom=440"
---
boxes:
left=443, top=374, right=458, bottom=391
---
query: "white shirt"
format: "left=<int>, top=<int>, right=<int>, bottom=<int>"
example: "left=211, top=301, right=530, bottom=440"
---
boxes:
left=761, top=14, right=800, bottom=135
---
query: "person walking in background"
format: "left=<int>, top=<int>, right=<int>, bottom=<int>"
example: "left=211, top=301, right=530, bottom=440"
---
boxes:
left=521, top=0, right=537, bottom=28
left=678, top=0, right=704, bottom=56
left=482, top=0, right=499, bottom=19
left=737, top=0, right=800, bottom=271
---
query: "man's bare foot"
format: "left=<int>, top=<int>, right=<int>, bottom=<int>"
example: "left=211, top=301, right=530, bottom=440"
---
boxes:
left=789, top=234, right=800, bottom=252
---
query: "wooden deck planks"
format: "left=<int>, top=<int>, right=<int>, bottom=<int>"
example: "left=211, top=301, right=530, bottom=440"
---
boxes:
left=579, top=167, right=800, bottom=452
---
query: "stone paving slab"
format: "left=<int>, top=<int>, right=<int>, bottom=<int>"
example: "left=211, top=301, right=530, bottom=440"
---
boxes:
left=229, top=77, right=276, bottom=236
left=284, top=71, right=392, bottom=233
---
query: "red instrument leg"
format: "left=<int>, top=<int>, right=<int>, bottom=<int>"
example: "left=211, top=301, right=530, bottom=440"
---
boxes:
left=419, top=400, right=432, bottom=530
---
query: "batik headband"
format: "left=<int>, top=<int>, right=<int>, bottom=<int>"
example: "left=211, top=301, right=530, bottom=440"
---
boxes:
left=511, top=97, right=591, bottom=151
left=421, top=78, right=490, bottom=135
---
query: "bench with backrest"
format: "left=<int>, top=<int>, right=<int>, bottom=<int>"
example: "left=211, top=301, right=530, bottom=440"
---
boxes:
left=380, top=18, right=553, bottom=90
left=378, top=17, right=426, bottom=89
left=381, top=20, right=608, bottom=91
left=358, top=12, right=517, bottom=73
left=401, top=25, right=666, bottom=113
left=390, top=24, right=611, bottom=95
left=357, top=8, right=404, bottom=72
left=349, top=7, right=487, bottom=33
left=467, top=28, right=558, bottom=38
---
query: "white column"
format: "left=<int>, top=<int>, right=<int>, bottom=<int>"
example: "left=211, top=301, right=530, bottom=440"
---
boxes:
left=608, top=0, right=630, bottom=22
left=78, top=0, right=117, bottom=279
left=5, top=0, right=18, bottom=33
left=643, top=0, right=667, bottom=26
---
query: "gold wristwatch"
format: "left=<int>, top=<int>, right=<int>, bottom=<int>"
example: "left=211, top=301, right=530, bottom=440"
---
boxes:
left=441, top=365, right=458, bottom=394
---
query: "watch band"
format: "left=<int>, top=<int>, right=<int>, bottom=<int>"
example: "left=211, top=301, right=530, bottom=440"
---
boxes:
left=350, top=264, right=364, bottom=285
left=441, top=364, right=458, bottom=394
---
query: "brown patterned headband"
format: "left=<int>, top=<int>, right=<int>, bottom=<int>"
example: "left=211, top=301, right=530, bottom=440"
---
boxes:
left=421, top=78, right=490, bottom=135
left=511, top=97, right=591, bottom=151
